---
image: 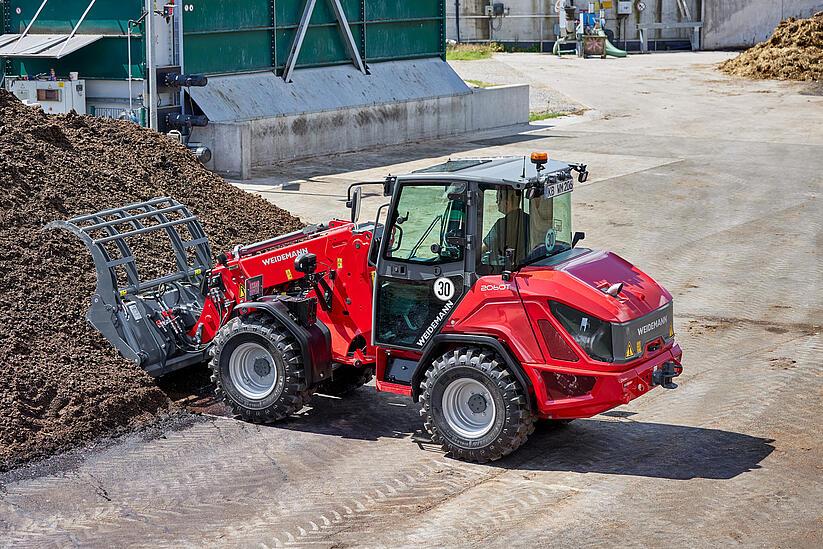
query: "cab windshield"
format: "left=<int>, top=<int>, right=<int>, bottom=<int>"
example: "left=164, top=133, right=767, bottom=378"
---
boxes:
left=479, top=185, right=572, bottom=275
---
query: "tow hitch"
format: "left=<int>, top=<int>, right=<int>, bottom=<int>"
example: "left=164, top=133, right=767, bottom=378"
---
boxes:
left=652, top=361, right=683, bottom=389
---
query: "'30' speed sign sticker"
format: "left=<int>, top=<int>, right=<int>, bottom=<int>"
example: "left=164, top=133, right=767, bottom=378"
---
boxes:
left=433, top=277, right=455, bottom=301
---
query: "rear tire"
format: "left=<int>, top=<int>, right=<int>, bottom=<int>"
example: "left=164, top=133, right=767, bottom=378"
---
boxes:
left=316, top=366, right=374, bottom=397
left=420, top=347, right=535, bottom=463
left=209, top=314, right=309, bottom=423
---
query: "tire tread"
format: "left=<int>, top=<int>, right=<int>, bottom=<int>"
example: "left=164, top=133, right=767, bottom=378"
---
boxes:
left=419, top=346, right=535, bottom=463
left=208, top=313, right=310, bottom=423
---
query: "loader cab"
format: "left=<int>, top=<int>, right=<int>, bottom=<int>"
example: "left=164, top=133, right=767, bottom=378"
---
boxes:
left=373, top=156, right=585, bottom=353
left=372, top=179, right=469, bottom=349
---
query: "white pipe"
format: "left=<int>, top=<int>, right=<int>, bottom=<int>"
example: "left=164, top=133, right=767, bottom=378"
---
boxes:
left=11, top=0, right=49, bottom=53
left=145, top=0, right=157, bottom=130
left=127, top=23, right=133, bottom=113
left=56, top=0, right=97, bottom=58
left=177, top=2, right=185, bottom=117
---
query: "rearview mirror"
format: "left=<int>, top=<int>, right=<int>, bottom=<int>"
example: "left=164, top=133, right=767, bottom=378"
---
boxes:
left=572, top=231, right=585, bottom=248
left=383, top=176, right=396, bottom=197
left=348, top=186, right=362, bottom=223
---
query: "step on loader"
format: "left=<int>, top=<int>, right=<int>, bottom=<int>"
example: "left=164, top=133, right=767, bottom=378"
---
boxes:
left=51, top=154, right=683, bottom=462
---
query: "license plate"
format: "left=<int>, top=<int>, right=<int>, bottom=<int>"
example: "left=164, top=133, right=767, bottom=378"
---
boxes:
left=545, top=179, right=574, bottom=198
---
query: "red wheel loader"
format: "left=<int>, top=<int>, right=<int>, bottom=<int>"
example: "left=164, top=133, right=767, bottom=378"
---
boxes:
left=50, top=154, right=682, bottom=462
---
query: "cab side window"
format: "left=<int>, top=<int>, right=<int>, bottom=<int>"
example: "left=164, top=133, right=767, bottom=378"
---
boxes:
left=385, top=184, right=466, bottom=264
left=477, top=186, right=529, bottom=275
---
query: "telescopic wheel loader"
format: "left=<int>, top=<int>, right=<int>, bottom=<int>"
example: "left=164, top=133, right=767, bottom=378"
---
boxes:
left=51, top=154, right=683, bottom=462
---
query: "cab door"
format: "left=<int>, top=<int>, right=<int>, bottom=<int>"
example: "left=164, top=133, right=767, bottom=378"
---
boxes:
left=373, top=181, right=471, bottom=351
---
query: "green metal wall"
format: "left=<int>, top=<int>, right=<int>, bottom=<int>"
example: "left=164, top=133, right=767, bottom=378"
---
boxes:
left=183, top=0, right=446, bottom=75
left=2, top=0, right=446, bottom=79
left=183, top=0, right=274, bottom=75
left=2, top=0, right=144, bottom=79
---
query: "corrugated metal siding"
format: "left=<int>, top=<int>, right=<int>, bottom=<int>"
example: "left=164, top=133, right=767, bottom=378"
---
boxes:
left=186, top=0, right=446, bottom=75
left=2, top=1, right=447, bottom=79
left=184, top=0, right=274, bottom=74
left=2, top=0, right=143, bottom=79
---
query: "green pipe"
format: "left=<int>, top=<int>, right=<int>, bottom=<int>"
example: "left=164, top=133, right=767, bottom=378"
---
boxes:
left=597, top=30, right=627, bottom=57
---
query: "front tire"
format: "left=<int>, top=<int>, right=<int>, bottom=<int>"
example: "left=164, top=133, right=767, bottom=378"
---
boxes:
left=209, top=314, right=309, bottom=423
left=420, top=347, right=535, bottom=463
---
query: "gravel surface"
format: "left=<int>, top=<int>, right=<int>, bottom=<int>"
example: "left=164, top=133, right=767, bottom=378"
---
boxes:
left=720, top=12, right=822, bottom=81
left=450, top=54, right=587, bottom=114
left=0, top=90, right=302, bottom=471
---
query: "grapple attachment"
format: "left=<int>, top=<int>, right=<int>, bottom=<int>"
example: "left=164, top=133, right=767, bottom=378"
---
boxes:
left=47, top=197, right=213, bottom=376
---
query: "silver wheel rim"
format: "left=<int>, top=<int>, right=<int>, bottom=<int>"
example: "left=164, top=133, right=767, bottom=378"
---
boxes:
left=228, top=342, right=278, bottom=400
left=441, top=378, right=496, bottom=439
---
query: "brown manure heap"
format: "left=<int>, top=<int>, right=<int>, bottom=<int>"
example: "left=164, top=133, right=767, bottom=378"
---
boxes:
left=720, top=12, right=823, bottom=81
left=0, top=90, right=302, bottom=471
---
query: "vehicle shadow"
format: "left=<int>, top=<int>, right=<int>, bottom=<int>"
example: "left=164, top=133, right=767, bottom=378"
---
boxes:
left=268, top=386, right=775, bottom=481
left=279, top=389, right=421, bottom=441
left=500, top=419, right=775, bottom=480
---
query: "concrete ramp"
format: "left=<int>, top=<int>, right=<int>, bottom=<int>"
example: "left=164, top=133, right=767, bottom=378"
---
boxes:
left=187, top=60, right=528, bottom=179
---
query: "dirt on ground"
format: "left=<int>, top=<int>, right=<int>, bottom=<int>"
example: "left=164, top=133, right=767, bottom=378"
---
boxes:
left=0, top=90, right=303, bottom=471
left=720, top=12, right=823, bottom=81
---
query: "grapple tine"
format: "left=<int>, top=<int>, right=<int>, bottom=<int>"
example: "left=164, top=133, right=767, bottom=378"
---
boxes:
left=46, top=197, right=213, bottom=376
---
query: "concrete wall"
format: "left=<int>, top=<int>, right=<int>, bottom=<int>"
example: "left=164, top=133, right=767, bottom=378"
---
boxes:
left=447, top=0, right=493, bottom=41
left=200, top=85, right=530, bottom=179
left=447, top=0, right=702, bottom=44
left=702, top=0, right=821, bottom=49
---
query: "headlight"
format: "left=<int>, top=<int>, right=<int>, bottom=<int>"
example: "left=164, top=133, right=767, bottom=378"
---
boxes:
left=550, top=301, right=613, bottom=362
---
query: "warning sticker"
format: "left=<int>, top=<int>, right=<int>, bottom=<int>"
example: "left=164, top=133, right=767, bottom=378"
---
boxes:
left=286, top=269, right=293, bottom=281
left=245, top=275, right=264, bottom=301
left=126, top=302, right=142, bottom=321
left=337, top=258, right=343, bottom=269
left=614, top=302, right=674, bottom=363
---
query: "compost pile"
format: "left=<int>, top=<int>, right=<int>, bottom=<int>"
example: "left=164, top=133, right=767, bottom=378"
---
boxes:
left=720, top=12, right=823, bottom=81
left=0, top=90, right=303, bottom=471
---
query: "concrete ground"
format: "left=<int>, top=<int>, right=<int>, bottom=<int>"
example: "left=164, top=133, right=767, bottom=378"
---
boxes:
left=450, top=53, right=586, bottom=114
left=2, top=52, right=821, bottom=547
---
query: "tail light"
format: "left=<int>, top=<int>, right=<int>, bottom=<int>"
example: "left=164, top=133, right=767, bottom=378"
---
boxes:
left=543, top=372, right=596, bottom=400
left=537, top=319, right=578, bottom=362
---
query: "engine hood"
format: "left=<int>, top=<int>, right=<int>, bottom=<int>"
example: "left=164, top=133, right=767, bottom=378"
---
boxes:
left=517, top=249, right=672, bottom=323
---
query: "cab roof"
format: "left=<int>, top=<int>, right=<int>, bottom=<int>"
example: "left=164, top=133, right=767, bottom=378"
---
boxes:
left=400, top=156, right=572, bottom=186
